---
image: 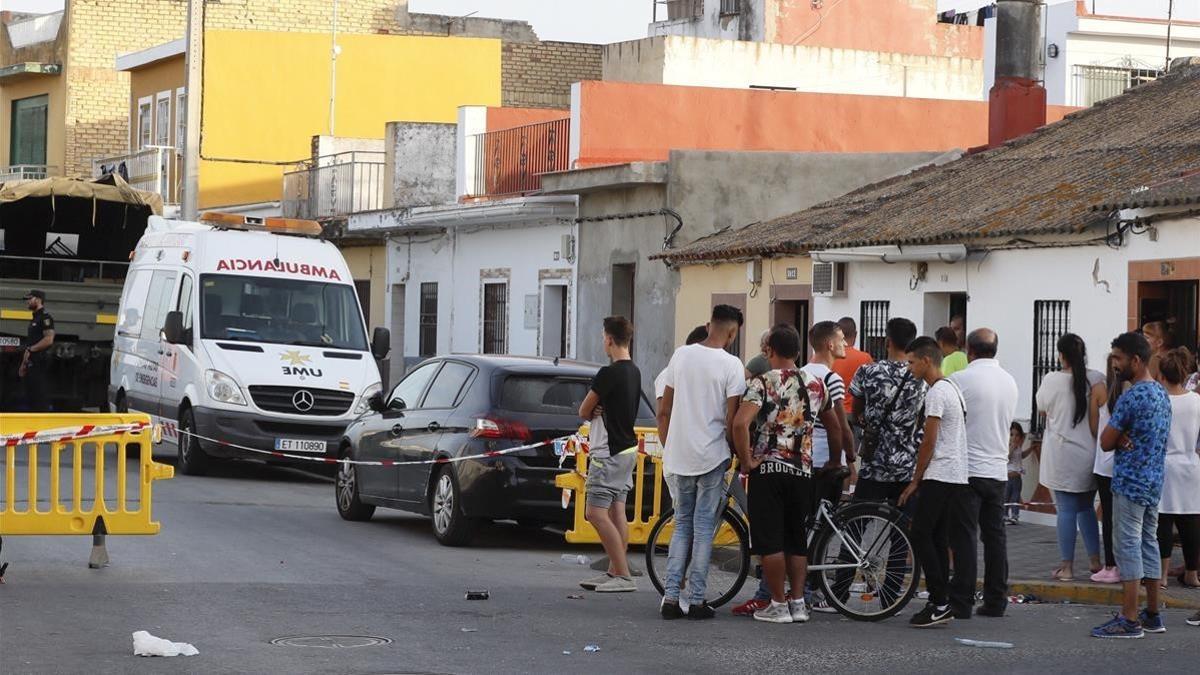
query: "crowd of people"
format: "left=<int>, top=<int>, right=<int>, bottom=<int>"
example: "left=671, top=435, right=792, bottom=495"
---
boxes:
left=573, top=306, right=1200, bottom=637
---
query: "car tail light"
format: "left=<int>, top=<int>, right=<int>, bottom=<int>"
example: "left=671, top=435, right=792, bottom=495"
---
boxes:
left=471, top=417, right=532, bottom=441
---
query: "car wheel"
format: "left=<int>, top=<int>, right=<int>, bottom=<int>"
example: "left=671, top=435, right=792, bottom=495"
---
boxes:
left=431, top=466, right=476, bottom=546
left=176, top=408, right=209, bottom=476
left=335, top=446, right=375, bottom=521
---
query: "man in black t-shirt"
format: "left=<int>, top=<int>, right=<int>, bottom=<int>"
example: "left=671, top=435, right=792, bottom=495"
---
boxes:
left=578, top=316, right=642, bottom=593
left=19, top=289, right=55, bottom=412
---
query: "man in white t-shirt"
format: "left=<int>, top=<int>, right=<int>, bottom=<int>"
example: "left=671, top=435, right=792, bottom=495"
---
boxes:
left=899, top=336, right=973, bottom=628
left=950, top=328, right=1018, bottom=618
left=655, top=305, right=747, bottom=620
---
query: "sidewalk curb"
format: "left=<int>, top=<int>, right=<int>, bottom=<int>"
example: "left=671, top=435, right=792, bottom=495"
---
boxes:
left=1007, top=579, right=1200, bottom=609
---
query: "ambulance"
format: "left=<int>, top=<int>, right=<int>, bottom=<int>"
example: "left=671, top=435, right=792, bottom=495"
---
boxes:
left=110, top=212, right=389, bottom=475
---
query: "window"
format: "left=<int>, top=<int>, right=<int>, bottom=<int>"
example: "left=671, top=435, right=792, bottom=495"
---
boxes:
left=10, top=95, right=48, bottom=166
left=199, top=275, right=368, bottom=350
left=175, top=88, right=187, bottom=152
left=720, top=0, right=740, bottom=15
left=137, top=96, right=152, bottom=149
left=389, top=361, right=439, bottom=410
left=482, top=282, right=509, bottom=354
left=155, top=92, right=171, bottom=147
left=117, top=270, right=151, bottom=337
left=1073, top=64, right=1162, bottom=106
left=177, top=274, right=194, bottom=332
left=860, top=300, right=891, bottom=362
left=419, top=282, right=438, bottom=357
left=1031, top=300, right=1071, bottom=433
left=141, top=271, right=179, bottom=339
left=422, top=362, right=474, bottom=409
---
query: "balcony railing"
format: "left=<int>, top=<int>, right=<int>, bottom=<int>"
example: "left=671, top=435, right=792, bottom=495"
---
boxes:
left=282, top=151, right=386, bottom=219
left=91, top=146, right=180, bottom=205
left=465, top=117, right=570, bottom=198
left=0, top=164, right=56, bottom=182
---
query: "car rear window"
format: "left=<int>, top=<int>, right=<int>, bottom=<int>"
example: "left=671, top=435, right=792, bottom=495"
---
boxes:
left=499, top=375, right=655, bottom=418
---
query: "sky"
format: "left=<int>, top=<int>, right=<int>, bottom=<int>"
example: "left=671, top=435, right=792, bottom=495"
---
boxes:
left=2, top=1, right=1196, bottom=43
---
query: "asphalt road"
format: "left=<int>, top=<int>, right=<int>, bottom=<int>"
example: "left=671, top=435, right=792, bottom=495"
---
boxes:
left=2, top=457, right=1198, bottom=674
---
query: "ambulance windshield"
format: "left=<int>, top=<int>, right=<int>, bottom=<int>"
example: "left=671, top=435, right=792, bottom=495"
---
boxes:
left=199, top=274, right=368, bottom=351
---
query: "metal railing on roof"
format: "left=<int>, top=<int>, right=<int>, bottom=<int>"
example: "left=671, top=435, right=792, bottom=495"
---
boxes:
left=465, top=118, right=569, bottom=199
left=0, top=164, right=56, bottom=182
left=91, top=146, right=180, bottom=205
left=282, top=151, right=386, bottom=219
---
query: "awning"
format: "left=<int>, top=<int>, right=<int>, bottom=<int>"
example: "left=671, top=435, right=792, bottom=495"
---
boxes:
left=0, top=175, right=163, bottom=215
left=811, top=244, right=968, bottom=264
left=0, top=62, right=61, bottom=81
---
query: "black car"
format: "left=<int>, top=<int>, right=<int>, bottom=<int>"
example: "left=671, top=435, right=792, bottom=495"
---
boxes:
left=334, top=354, right=657, bottom=545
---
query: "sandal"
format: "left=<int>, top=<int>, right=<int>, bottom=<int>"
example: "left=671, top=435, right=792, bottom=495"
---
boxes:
left=1177, top=573, right=1200, bottom=589
left=1052, top=567, right=1074, bottom=582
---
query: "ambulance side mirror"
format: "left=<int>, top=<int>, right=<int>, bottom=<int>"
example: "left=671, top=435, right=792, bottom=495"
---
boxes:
left=162, top=311, right=186, bottom=345
left=371, top=327, right=390, bottom=360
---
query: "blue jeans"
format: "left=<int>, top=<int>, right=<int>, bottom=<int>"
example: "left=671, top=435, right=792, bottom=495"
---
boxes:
left=1005, top=475, right=1022, bottom=521
left=664, top=460, right=730, bottom=604
left=1112, top=492, right=1160, bottom=582
left=1053, top=489, right=1100, bottom=562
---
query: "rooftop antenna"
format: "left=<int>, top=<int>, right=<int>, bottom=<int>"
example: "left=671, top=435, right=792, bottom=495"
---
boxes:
left=1165, top=0, right=1175, bottom=72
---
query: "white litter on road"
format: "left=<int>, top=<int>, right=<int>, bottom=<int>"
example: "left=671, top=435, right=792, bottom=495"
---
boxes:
left=132, top=631, right=199, bottom=657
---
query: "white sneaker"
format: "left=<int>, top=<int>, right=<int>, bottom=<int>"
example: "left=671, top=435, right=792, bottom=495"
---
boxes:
left=753, top=600, right=794, bottom=624
left=594, top=575, right=637, bottom=593
left=789, top=598, right=811, bottom=623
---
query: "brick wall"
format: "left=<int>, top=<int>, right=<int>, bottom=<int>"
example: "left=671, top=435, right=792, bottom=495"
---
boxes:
left=502, top=41, right=603, bottom=109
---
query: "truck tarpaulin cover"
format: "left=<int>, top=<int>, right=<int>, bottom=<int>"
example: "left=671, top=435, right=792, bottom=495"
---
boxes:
left=0, top=175, right=162, bottom=261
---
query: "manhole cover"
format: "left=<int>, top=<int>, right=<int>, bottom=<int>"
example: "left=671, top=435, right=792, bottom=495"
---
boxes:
left=270, top=635, right=392, bottom=649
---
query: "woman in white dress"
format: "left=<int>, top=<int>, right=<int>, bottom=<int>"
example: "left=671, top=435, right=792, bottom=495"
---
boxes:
left=1155, top=348, right=1200, bottom=588
left=1036, top=333, right=1104, bottom=581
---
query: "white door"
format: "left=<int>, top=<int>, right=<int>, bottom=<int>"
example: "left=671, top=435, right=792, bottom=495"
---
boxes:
left=158, top=272, right=196, bottom=440
left=136, top=269, right=177, bottom=426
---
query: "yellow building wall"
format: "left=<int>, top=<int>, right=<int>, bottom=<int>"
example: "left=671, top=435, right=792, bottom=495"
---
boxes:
left=341, top=244, right=388, bottom=331
left=128, top=56, right=186, bottom=150
left=675, top=256, right=814, bottom=346
left=199, top=30, right=503, bottom=208
left=0, top=76, right=65, bottom=172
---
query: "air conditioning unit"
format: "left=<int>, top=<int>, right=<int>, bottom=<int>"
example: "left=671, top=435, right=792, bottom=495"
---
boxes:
left=812, top=261, right=847, bottom=297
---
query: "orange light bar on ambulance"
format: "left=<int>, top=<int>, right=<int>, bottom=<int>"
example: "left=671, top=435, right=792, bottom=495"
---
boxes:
left=199, top=211, right=323, bottom=236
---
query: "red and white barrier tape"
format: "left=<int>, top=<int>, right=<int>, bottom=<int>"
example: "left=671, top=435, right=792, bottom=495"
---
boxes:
left=2, top=421, right=150, bottom=448
left=175, top=428, right=584, bottom=468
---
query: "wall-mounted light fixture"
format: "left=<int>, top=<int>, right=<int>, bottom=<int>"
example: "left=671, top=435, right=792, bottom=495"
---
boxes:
left=1047, top=43, right=1060, bottom=58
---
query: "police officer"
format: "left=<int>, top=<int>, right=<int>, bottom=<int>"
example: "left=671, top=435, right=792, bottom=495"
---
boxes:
left=19, top=289, right=55, bottom=412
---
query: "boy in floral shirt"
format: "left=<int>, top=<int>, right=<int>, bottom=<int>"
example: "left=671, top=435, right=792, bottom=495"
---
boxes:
left=733, top=324, right=844, bottom=624
left=1094, top=331, right=1172, bottom=639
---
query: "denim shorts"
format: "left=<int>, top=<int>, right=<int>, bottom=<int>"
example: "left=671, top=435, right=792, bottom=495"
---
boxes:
left=1112, top=491, right=1161, bottom=582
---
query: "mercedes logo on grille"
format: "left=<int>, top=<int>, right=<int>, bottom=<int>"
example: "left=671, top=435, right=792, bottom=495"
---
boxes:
left=292, top=389, right=315, bottom=412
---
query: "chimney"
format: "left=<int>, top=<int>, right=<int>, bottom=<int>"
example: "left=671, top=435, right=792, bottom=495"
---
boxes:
left=988, top=0, right=1046, bottom=148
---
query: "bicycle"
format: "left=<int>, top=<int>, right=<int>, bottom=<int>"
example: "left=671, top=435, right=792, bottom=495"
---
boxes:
left=645, top=463, right=922, bottom=621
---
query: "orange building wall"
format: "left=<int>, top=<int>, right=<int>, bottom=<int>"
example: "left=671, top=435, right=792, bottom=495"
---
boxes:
left=486, top=106, right=567, bottom=132
left=769, top=0, right=982, bottom=60
left=573, top=81, right=1075, bottom=167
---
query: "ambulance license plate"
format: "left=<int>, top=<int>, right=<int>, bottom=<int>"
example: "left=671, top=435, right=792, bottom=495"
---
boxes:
left=275, top=438, right=326, bottom=453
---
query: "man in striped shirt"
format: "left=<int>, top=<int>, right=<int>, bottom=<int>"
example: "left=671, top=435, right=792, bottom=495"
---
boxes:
left=803, top=321, right=857, bottom=493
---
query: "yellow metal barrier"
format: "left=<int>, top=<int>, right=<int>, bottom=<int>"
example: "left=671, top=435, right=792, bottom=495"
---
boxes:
left=555, top=425, right=667, bottom=545
left=0, top=413, right=174, bottom=539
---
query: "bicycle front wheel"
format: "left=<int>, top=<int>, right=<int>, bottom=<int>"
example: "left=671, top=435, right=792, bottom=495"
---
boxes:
left=645, top=507, right=751, bottom=608
left=813, top=501, right=921, bottom=621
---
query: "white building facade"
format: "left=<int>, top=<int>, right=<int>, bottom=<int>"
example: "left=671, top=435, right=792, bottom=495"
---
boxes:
left=349, top=197, right=579, bottom=377
left=981, top=1, right=1200, bottom=106
left=812, top=212, right=1200, bottom=429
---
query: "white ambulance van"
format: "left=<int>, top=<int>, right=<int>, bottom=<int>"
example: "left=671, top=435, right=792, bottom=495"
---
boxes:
left=110, top=212, right=389, bottom=475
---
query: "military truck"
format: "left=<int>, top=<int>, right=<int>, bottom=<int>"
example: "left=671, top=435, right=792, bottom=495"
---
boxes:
left=0, top=176, right=161, bottom=411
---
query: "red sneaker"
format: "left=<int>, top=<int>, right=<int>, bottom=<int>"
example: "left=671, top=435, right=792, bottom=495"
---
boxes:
left=731, top=597, right=770, bottom=616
